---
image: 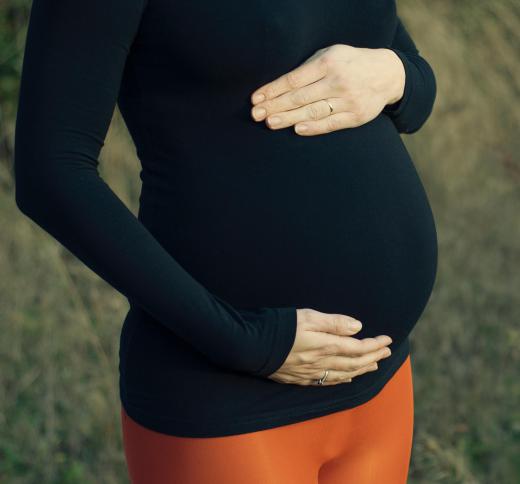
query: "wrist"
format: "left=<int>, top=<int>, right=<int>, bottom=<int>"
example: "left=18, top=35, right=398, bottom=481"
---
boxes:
left=379, top=48, right=406, bottom=106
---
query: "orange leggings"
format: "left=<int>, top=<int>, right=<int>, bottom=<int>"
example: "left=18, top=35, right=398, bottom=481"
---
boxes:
left=121, top=355, right=413, bottom=484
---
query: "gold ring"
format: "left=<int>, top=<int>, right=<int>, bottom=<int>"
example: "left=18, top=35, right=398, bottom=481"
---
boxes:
left=326, top=100, right=334, bottom=115
left=316, top=369, right=329, bottom=385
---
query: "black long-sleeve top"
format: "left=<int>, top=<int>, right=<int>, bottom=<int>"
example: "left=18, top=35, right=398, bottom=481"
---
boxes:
left=14, top=0, right=437, bottom=437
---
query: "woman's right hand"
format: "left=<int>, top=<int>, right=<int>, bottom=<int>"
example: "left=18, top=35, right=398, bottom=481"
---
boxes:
left=267, top=308, right=393, bottom=386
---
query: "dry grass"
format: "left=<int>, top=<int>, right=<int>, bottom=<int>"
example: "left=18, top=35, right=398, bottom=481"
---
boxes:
left=0, top=1, right=519, bottom=482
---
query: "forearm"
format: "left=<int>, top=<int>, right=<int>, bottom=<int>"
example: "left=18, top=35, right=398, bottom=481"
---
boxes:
left=13, top=0, right=297, bottom=378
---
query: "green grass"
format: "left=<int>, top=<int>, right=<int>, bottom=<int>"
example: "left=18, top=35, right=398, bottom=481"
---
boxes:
left=0, top=0, right=519, bottom=482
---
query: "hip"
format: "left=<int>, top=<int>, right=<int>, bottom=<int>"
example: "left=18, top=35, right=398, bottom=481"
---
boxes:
left=119, top=306, right=412, bottom=438
left=121, top=354, right=413, bottom=483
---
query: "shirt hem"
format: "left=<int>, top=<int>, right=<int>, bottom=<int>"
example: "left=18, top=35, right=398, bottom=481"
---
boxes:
left=120, top=337, right=411, bottom=438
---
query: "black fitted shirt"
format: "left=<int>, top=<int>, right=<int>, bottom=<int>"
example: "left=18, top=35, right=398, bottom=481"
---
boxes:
left=14, top=0, right=437, bottom=437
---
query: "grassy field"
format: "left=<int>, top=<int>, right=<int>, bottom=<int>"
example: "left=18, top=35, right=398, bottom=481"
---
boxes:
left=1, top=1, right=519, bottom=482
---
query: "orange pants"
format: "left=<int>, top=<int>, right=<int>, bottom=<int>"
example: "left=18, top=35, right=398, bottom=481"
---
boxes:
left=121, top=355, right=413, bottom=484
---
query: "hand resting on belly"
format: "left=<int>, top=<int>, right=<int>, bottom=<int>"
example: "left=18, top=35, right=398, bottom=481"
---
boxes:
left=267, top=308, right=393, bottom=386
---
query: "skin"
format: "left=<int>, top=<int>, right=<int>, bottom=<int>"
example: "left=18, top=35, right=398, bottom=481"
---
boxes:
left=268, top=309, right=393, bottom=386
left=250, top=44, right=405, bottom=135
left=250, top=44, right=406, bottom=386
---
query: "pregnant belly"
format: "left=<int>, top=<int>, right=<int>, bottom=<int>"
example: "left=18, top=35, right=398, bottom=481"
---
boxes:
left=139, top=114, right=438, bottom=346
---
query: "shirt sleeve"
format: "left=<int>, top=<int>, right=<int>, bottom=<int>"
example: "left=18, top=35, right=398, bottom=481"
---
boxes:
left=13, top=0, right=297, bottom=378
left=382, top=16, right=437, bottom=134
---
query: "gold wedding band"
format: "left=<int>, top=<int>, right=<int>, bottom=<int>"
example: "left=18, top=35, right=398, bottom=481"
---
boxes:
left=316, top=369, right=329, bottom=385
left=326, top=100, right=334, bottom=115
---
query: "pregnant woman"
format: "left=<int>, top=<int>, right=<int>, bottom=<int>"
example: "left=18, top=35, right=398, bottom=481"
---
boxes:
left=14, top=0, right=437, bottom=482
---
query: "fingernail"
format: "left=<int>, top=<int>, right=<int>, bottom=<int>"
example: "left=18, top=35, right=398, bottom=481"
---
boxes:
left=295, top=124, right=308, bottom=133
left=350, top=321, right=362, bottom=330
left=253, top=93, right=265, bottom=103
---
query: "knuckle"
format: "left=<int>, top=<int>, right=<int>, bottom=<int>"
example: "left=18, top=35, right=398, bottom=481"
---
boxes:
left=264, top=85, right=277, bottom=100
left=380, top=347, right=390, bottom=356
left=293, top=89, right=310, bottom=106
left=301, top=307, right=313, bottom=324
left=347, top=356, right=363, bottom=369
left=332, top=315, right=342, bottom=335
left=342, top=339, right=357, bottom=356
left=286, top=70, right=301, bottom=89
left=298, top=352, right=313, bottom=364
left=323, top=342, right=339, bottom=356
left=368, top=336, right=380, bottom=345
left=342, top=314, right=353, bottom=328
left=351, top=366, right=365, bottom=376
left=344, top=90, right=357, bottom=105
left=355, top=107, right=366, bottom=122
left=343, top=370, right=356, bottom=379
left=306, top=104, right=321, bottom=121
left=328, top=43, right=341, bottom=52
left=348, top=96, right=361, bottom=111
left=326, top=116, right=341, bottom=132
left=330, top=72, right=348, bottom=91
left=369, top=351, right=381, bottom=361
left=319, top=54, right=333, bottom=68
left=329, top=43, right=347, bottom=54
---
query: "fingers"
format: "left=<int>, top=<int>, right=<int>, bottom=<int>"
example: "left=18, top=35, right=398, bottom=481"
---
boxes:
left=346, top=346, right=392, bottom=369
left=252, top=77, right=332, bottom=122
left=250, top=54, right=328, bottom=105
left=294, top=111, right=365, bottom=136
left=304, top=321, right=392, bottom=357
left=265, top=97, right=347, bottom=130
left=299, top=307, right=363, bottom=336
left=303, top=361, right=381, bottom=386
left=326, top=345, right=392, bottom=373
left=297, top=308, right=393, bottom=353
left=337, top=334, right=393, bottom=356
left=295, top=344, right=392, bottom=388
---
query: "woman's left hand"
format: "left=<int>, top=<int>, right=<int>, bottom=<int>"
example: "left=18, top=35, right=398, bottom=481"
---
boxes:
left=250, top=44, right=406, bottom=136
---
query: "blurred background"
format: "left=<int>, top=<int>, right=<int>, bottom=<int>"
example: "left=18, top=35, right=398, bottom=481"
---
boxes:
left=1, top=0, right=519, bottom=482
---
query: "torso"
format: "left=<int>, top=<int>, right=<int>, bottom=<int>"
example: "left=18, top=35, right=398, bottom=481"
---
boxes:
left=117, top=0, right=437, bottom=437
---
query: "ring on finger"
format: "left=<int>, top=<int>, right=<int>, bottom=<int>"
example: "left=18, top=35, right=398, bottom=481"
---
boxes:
left=315, top=369, right=329, bottom=385
left=269, top=98, right=337, bottom=128
left=325, top=99, right=334, bottom=115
